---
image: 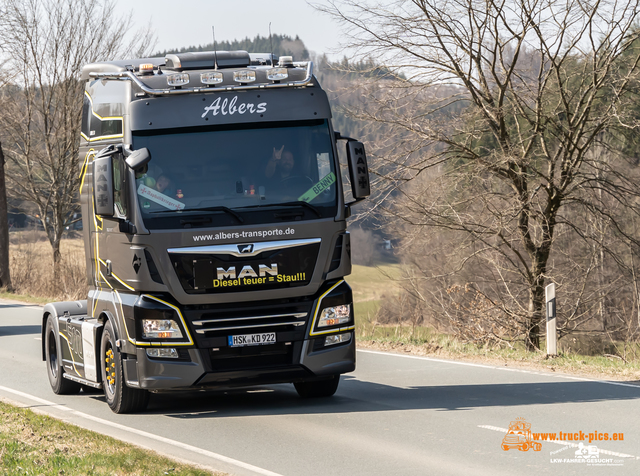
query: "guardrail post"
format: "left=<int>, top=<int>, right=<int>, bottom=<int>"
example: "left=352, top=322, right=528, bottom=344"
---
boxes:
left=545, top=283, right=557, bottom=356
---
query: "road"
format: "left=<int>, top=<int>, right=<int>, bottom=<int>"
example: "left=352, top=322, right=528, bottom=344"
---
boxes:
left=1, top=300, right=639, bottom=475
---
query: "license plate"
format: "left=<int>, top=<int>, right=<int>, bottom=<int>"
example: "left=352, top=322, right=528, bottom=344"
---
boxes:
left=228, top=332, right=276, bottom=347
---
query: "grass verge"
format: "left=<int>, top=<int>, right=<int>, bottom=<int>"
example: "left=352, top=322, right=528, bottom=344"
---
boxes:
left=0, top=400, right=222, bottom=475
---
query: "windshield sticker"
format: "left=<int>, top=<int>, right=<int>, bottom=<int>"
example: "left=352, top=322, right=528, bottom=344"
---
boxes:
left=202, top=96, right=267, bottom=118
left=137, top=184, right=185, bottom=210
left=298, top=172, right=336, bottom=203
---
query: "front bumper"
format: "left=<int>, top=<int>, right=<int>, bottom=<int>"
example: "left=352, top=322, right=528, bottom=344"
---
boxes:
left=133, top=334, right=355, bottom=390
left=129, top=279, right=355, bottom=390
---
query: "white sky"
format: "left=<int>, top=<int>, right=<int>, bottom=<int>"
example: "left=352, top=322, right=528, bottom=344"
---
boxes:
left=113, top=0, right=346, bottom=59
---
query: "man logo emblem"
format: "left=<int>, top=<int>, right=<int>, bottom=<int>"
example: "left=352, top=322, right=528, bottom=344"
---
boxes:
left=238, top=244, right=254, bottom=254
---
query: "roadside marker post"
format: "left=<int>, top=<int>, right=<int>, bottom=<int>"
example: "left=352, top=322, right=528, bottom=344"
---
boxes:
left=546, top=283, right=557, bottom=356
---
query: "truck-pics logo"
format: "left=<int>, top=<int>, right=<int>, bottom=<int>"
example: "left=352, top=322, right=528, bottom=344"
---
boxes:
left=202, top=96, right=267, bottom=118
left=502, top=418, right=542, bottom=452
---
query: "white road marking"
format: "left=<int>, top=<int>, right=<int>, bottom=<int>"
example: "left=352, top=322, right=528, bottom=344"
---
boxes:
left=357, top=349, right=640, bottom=389
left=0, top=385, right=284, bottom=476
left=478, top=424, right=640, bottom=459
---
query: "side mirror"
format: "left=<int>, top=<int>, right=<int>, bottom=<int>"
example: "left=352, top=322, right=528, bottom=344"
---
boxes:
left=126, top=147, right=151, bottom=170
left=93, top=154, right=114, bottom=217
left=346, top=141, right=370, bottom=200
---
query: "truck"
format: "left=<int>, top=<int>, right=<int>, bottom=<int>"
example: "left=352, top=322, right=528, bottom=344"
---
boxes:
left=41, top=50, right=370, bottom=413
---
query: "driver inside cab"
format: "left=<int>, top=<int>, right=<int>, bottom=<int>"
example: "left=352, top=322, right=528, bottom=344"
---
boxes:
left=265, top=145, right=295, bottom=180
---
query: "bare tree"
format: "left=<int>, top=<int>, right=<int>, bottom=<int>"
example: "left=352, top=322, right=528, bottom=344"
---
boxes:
left=320, top=0, right=640, bottom=349
left=0, top=0, right=154, bottom=283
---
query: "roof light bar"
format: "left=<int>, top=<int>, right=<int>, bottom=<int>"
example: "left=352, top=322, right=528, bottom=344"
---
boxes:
left=88, top=61, right=314, bottom=96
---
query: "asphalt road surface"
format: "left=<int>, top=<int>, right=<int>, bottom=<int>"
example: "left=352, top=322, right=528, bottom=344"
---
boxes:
left=1, top=300, right=639, bottom=476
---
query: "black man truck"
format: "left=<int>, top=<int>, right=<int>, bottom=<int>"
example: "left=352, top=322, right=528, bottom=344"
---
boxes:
left=41, top=50, right=370, bottom=413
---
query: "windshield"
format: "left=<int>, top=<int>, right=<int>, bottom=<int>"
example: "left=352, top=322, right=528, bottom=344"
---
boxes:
left=132, top=120, right=338, bottom=228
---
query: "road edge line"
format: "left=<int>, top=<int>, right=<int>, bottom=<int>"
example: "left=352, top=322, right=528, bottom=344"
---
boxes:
left=356, top=349, right=640, bottom=389
left=0, top=385, right=284, bottom=476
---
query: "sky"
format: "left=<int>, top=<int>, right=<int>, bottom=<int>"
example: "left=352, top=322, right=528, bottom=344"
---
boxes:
left=112, top=0, right=346, bottom=60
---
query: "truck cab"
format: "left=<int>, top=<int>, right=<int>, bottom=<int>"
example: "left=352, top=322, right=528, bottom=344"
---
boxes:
left=42, top=50, right=370, bottom=413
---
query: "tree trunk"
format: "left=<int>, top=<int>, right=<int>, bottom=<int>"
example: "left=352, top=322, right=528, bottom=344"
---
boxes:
left=52, top=238, right=62, bottom=286
left=0, top=141, right=12, bottom=291
left=526, top=285, right=545, bottom=351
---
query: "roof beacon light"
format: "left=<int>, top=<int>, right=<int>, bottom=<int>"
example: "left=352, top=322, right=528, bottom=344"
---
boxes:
left=138, top=63, right=154, bottom=75
left=279, top=56, right=294, bottom=67
left=201, top=71, right=223, bottom=85
left=267, top=67, right=288, bottom=81
left=167, top=73, right=190, bottom=87
left=233, top=70, right=256, bottom=83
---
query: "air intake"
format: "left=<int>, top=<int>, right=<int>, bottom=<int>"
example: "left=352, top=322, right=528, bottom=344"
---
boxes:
left=164, top=51, right=251, bottom=71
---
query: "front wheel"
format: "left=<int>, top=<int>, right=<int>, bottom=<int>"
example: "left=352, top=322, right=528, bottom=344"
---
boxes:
left=101, top=320, right=149, bottom=413
left=45, top=316, right=81, bottom=395
left=294, top=375, right=340, bottom=398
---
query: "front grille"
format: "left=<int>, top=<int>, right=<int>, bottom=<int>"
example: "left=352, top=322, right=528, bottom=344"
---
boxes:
left=193, top=311, right=307, bottom=336
left=182, top=296, right=315, bottom=347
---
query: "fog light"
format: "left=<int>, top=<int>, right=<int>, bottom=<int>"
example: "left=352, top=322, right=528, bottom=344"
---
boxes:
left=146, top=348, right=179, bottom=358
left=201, top=71, right=223, bottom=84
left=325, top=333, right=351, bottom=346
left=142, top=319, right=183, bottom=339
left=267, top=67, right=288, bottom=81
left=233, top=70, right=256, bottom=83
left=167, top=73, right=189, bottom=86
left=318, top=304, right=351, bottom=328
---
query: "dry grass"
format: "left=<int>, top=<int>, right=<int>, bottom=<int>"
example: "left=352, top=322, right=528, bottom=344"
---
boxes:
left=8, top=230, right=87, bottom=301
left=0, top=400, right=221, bottom=475
left=346, top=264, right=402, bottom=302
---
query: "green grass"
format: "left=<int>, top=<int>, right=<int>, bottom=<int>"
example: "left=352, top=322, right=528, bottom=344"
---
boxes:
left=0, top=401, right=222, bottom=475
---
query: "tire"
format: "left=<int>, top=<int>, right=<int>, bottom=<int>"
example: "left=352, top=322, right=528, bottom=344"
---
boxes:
left=101, top=320, right=149, bottom=413
left=294, top=375, right=340, bottom=398
left=45, top=316, right=81, bottom=395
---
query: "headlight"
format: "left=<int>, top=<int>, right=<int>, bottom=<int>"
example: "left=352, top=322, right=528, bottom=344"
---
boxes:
left=142, top=319, right=183, bottom=339
left=317, top=304, right=351, bottom=328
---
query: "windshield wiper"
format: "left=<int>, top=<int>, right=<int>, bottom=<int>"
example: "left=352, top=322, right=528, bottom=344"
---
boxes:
left=150, top=206, right=244, bottom=223
left=235, top=201, right=322, bottom=218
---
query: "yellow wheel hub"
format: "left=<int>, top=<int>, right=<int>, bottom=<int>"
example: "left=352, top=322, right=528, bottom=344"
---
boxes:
left=105, top=348, right=116, bottom=386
